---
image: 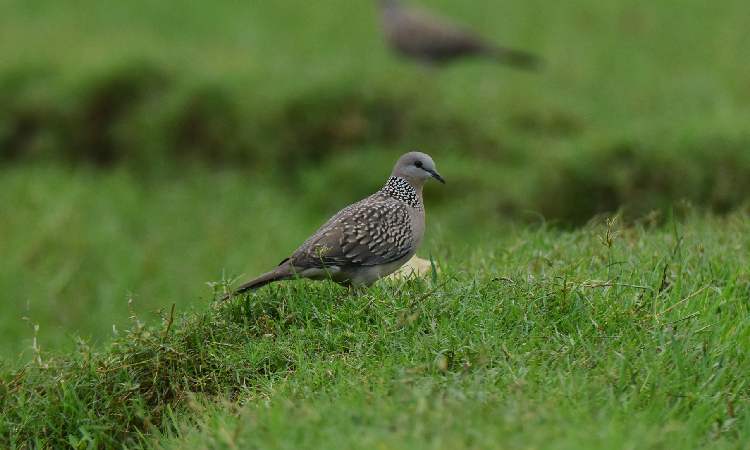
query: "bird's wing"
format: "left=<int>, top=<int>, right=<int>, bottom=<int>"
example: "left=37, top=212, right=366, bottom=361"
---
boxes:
left=289, top=194, right=413, bottom=269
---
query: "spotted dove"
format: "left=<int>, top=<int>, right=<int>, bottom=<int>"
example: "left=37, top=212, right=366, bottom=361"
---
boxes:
left=223, top=152, right=445, bottom=297
left=379, top=0, right=540, bottom=68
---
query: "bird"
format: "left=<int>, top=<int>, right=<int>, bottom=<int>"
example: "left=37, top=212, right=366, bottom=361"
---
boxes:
left=378, top=0, right=540, bottom=69
left=222, top=152, right=445, bottom=298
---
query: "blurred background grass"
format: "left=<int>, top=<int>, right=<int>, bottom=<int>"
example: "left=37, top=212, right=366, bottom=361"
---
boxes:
left=1, top=0, right=749, bottom=356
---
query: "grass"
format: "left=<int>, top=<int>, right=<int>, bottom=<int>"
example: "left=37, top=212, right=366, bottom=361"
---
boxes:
left=1, top=0, right=750, bottom=446
left=1, top=0, right=750, bottom=220
left=1, top=210, right=748, bottom=448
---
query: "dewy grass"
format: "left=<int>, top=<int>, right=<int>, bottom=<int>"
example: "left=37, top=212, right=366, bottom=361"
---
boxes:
left=1, top=211, right=748, bottom=448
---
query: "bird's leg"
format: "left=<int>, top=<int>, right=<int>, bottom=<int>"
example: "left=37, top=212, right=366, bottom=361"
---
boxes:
left=348, top=285, right=368, bottom=297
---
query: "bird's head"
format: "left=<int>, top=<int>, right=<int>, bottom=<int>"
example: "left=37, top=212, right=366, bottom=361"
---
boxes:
left=392, top=151, right=445, bottom=186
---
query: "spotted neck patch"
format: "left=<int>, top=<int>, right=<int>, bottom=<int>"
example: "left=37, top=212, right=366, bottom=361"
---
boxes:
left=380, top=176, right=421, bottom=211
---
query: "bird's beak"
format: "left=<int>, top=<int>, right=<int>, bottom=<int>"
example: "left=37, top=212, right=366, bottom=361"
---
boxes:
left=430, top=171, right=446, bottom=184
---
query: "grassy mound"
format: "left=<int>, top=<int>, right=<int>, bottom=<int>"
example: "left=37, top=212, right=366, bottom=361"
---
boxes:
left=2, top=212, right=748, bottom=448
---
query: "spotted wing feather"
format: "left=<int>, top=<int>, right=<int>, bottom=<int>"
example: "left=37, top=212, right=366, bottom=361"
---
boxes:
left=289, top=193, right=413, bottom=269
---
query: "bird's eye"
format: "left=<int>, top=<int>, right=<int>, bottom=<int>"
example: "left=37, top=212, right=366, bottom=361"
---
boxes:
left=414, top=160, right=423, bottom=168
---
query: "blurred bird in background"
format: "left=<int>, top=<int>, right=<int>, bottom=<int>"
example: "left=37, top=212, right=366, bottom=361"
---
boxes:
left=378, top=0, right=541, bottom=69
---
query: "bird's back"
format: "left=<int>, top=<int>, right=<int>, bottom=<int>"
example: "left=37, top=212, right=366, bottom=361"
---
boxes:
left=380, top=0, right=490, bottom=62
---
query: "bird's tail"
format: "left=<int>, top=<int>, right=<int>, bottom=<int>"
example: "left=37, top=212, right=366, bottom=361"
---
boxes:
left=488, top=46, right=542, bottom=70
left=219, top=263, right=294, bottom=300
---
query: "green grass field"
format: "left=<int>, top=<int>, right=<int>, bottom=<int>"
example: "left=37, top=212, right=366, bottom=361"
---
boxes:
left=2, top=0, right=750, bottom=221
left=1, top=0, right=750, bottom=447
